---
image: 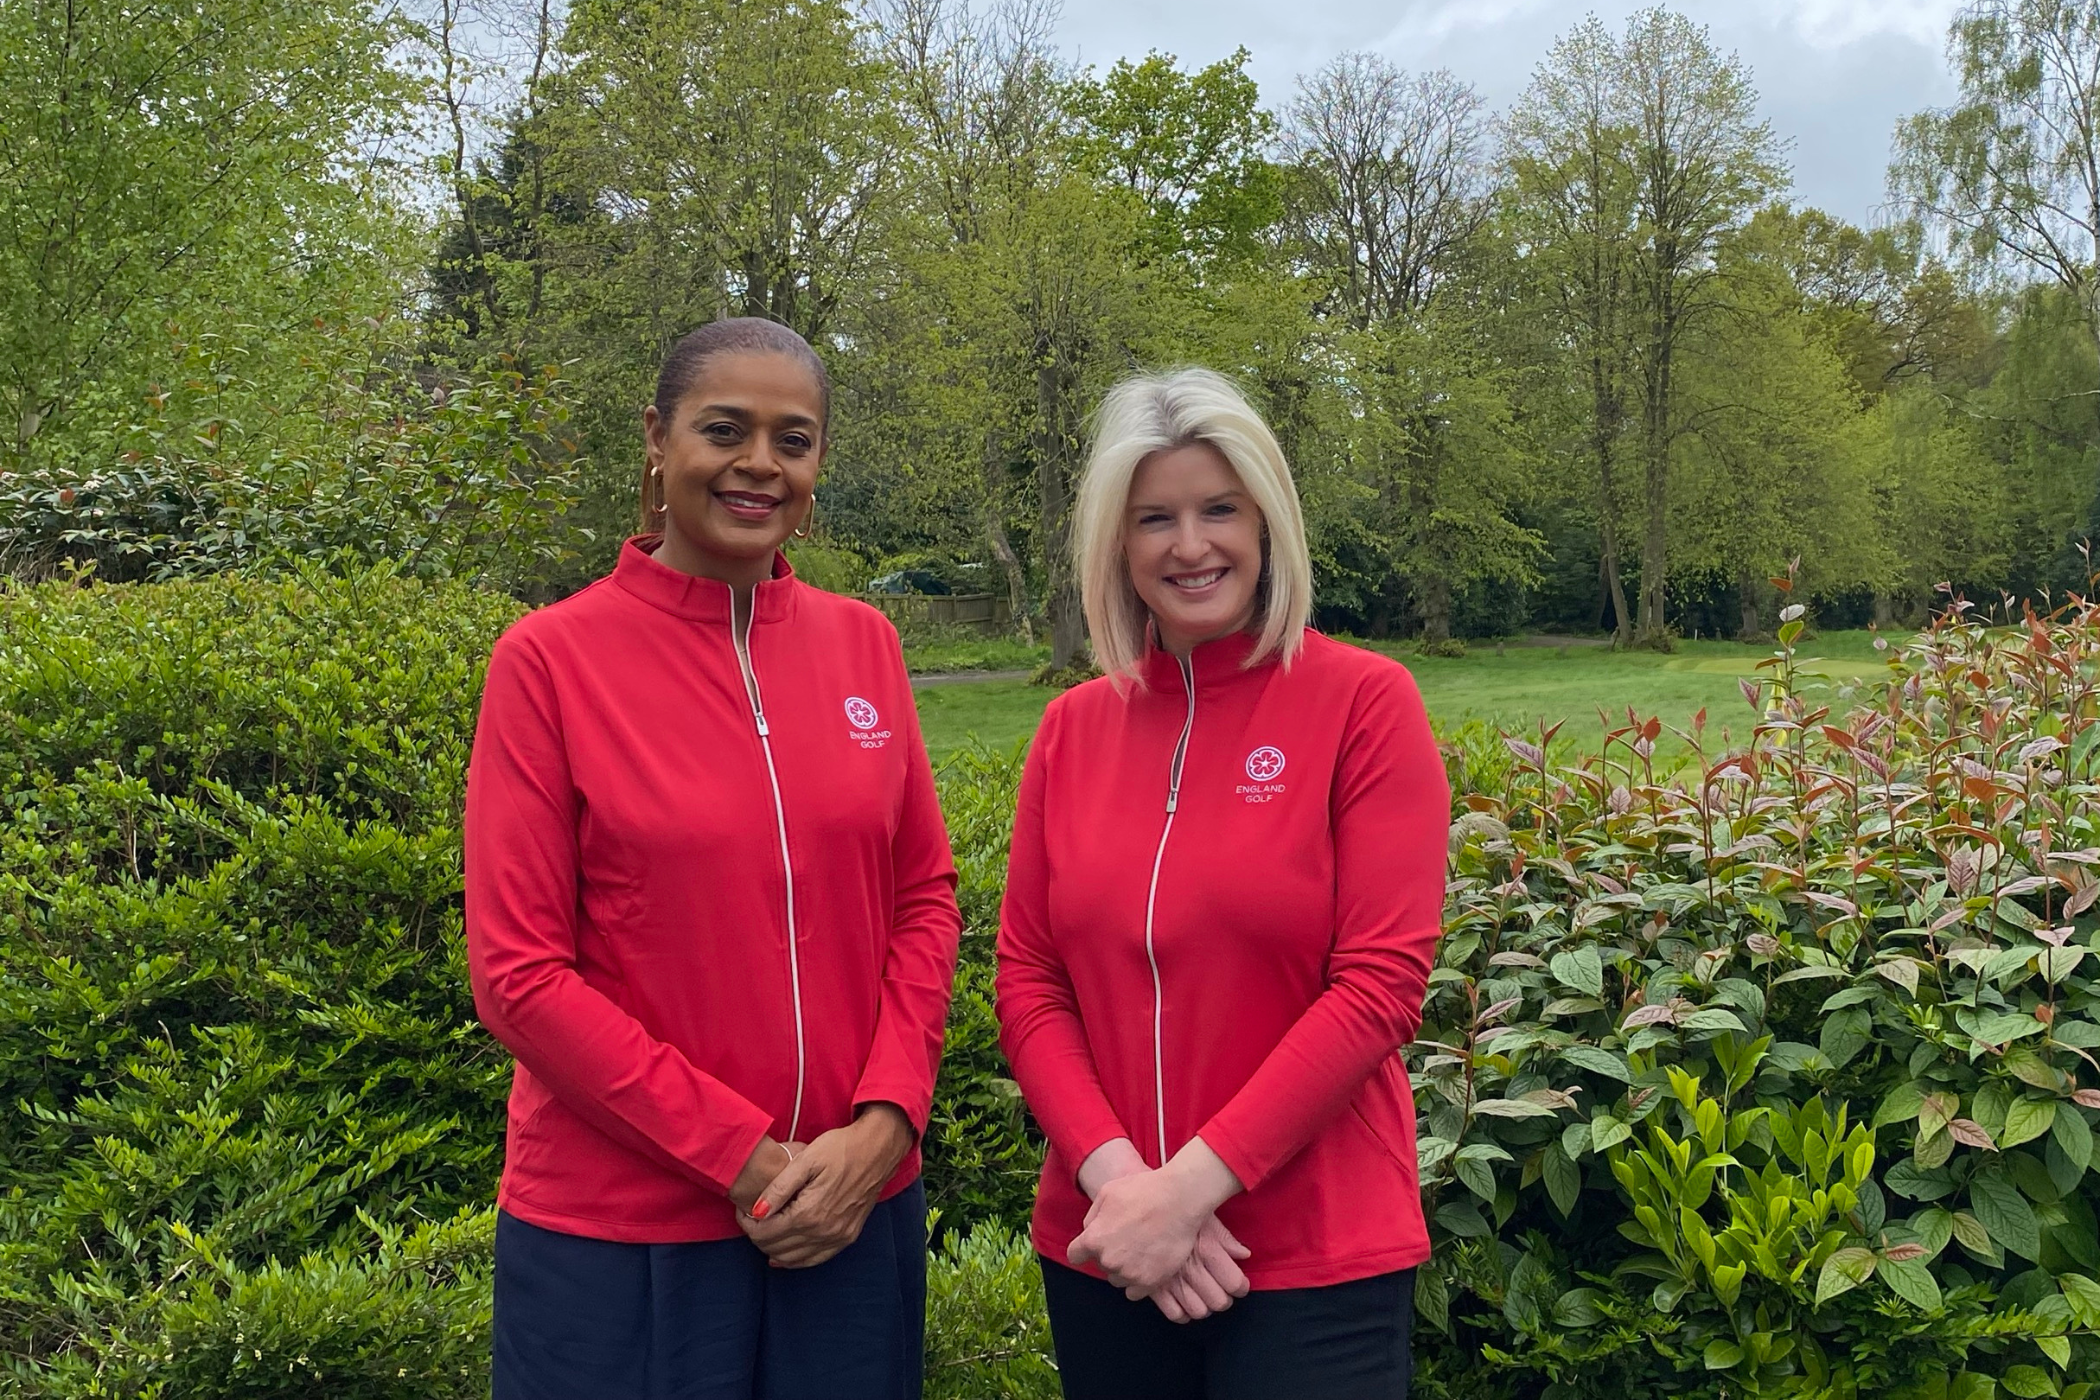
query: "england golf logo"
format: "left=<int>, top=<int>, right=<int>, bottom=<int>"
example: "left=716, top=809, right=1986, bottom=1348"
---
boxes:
left=844, top=696, right=891, bottom=749
left=1245, top=746, right=1286, bottom=782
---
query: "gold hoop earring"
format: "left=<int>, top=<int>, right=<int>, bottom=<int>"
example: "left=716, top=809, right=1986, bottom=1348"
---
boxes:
left=650, top=466, right=667, bottom=520
left=793, top=494, right=817, bottom=540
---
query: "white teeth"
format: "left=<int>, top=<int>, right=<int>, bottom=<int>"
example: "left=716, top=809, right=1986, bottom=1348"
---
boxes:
left=1168, top=569, right=1224, bottom=589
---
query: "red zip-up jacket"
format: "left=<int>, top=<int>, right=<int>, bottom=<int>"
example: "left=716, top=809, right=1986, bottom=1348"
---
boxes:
left=997, top=629, right=1449, bottom=1289
left=466, top=538, right=961, bottom=1243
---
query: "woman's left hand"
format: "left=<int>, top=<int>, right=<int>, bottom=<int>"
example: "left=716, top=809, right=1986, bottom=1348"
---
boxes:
left=739, top=1103, right=915, bottom=1269
left=1066, top=1139, right=1242, bottom=1295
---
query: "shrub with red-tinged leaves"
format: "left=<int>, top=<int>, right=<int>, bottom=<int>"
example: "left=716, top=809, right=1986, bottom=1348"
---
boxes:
left=1411, top=592, right=2100, bottom=1399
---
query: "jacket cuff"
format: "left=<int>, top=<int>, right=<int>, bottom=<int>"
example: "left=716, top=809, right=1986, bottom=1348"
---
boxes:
left=699, top=1108, right=777, bottom=1196
left=852, top=1076, right=934, bottom=1138
left=1065, top=1122, right=1135, bottom=1191
left=1195, top=1112, right=1272, bottom=1193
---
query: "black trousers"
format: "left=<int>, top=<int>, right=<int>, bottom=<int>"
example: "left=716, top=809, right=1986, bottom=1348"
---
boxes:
left=1040, top=1256, right=1415, bottom=1400
left=491, top=1180, right=926, bottom=1400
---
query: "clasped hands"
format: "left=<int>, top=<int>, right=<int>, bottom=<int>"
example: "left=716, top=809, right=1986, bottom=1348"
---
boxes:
left=727, top=1102, right=914, bottom=1269
left=1069, top=1137, right=1249, bottom=1324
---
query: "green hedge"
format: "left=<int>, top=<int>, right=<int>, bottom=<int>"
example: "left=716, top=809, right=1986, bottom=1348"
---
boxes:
left=9, top=569, right=2100, bottom=1398
left=0, top=568, right=1045, bottom=1396
left=0, top=567, right=518, bottom=1395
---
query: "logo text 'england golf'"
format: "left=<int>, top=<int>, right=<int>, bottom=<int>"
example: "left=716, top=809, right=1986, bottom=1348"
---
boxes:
left=844, top=696, right=880, bottom=731
left=1245, top=746, right=1286, bottom=782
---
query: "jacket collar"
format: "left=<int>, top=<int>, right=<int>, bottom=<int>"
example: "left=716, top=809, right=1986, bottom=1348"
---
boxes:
left=1138, top=626, right=1269, bottom=692
left=611, top=534, right=799, bottom=625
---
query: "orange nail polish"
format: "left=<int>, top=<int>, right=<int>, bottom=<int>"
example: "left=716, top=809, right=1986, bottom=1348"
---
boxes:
left=751, top=1200, right=770, bottom=1220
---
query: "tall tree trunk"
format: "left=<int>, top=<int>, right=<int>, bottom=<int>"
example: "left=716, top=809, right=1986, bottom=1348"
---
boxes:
left=1737, top=570, right=1762, bottom=641
left=1872, top=590, right=1894, bottom=630
left=1635, top=254, right=1674, bottom=651
left=980, top=429, right=1033, bottom=643
left=1035, top=345, right=1086, bottom=668
left=1590, top=378, right=1632, bottom=648
left=1417, top=573, right=1453, bottom=644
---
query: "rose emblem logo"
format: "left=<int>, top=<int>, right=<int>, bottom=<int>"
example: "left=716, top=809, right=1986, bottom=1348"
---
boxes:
left=844, top=696, right=880, bottom=731
left=1245, top=746, right=1286, bottom=782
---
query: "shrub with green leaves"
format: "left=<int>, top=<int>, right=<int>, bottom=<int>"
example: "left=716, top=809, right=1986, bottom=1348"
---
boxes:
left=0, top=566, right=521, bottom=1396
left=921, top=742, right=1045, bottom=1235
left=924, top=1217, right=1060, bottom=1400
left=1415, top=596, right=2100, bottom=1398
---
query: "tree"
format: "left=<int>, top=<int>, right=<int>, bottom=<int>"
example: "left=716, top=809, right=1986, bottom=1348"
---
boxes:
left=1669, top=241, right=1885, bottom=636
left=1282, top=56, right=1491, bottom=328
left=1895, top=0, right=2100, bottom=383
left=880, top=0, right=1176, bottom=668
left=1332, top=307, right=1543, bottom=644
left=1065, top=48, right=1280, bottom=269
left=1280, top=54, right=1537, bottom=642
left=543, top=0, right=900, bottom=342
left=442, top=0, right=906, bottom=566
left=0, top=0, right=417, bottom=464
left=1619, top=8, right=1784, bottom=646
left=1505, top=16, right=1641, bottom=645
left=874, top=0, right=1067, bottom=647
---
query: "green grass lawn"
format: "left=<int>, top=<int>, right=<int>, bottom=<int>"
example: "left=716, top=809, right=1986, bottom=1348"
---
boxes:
left=913, top=630, right=1895, bottom=762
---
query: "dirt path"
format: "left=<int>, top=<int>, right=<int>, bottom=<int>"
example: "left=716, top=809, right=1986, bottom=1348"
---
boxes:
left=909, top=669, right=1033, bottom=686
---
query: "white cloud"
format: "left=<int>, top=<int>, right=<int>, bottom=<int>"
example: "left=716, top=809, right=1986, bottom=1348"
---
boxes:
left=1776, top=0, right=1962, bottom=50
left=1373, top=0, right=1557, bottom=48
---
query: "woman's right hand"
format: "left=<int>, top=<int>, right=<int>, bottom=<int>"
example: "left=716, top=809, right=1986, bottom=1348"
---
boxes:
left=1148, top=1214, right=1252, bottom=1323
left=728, top=1137, right=793, bottom=1215
left=1076, top=1138, right=1251, bottom=1322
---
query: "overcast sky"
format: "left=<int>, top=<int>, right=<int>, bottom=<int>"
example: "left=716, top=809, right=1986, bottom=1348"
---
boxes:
left=1051, top=0, right=1965, bottom=226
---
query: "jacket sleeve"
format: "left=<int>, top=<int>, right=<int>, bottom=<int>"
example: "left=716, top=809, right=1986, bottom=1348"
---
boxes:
left=996, top=703, right=1134, bottom=1174
left=465, top=630, right=776, bottom=1195
left=851, top=637, right=963, bottom=1133
left=1197, top=665, right=1450, bottom=1191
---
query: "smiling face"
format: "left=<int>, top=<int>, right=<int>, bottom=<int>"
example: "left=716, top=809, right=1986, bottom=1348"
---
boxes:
left=643, top=350, right=826, bottom=589
left=1123, top=441, right=1266, bottom=657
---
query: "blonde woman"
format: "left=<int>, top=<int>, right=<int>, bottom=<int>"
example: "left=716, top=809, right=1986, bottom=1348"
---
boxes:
left=996, top=369, right=1450, bottom=1399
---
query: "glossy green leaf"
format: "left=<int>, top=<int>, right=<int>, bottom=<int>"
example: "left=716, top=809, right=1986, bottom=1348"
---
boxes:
left=1878, top=1256, right=1941, bottom=1311
left=1968, top=1169, right=2043, bottom=1262
left=2002, top=1096, right=2058, bottom=1149
left=1550, top=946, right=1605, bottom=999
left=1557, top=1044, right=1633, bottom=1082
left=2003, top=1365, right=2054, bottom=1398
left=1816, top=1246, right=1876, bottom=1304
left=1704, top=1339, right=1744, bottom=1370
left=1542, top=1141, right=1580, bottom=1217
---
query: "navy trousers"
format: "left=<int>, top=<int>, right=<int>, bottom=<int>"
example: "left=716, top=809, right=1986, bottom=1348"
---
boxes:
left=491, top=1180, right=927, bottom=1400
left=1040, top=1256, right=1415, bottom=1400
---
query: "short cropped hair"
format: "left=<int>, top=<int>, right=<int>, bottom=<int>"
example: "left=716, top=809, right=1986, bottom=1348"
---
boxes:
left=1073, top=368, right=1313, bottom=683
left=654, top=317, right=830, bottom=426
left=641, top=317, right=831, bottom=530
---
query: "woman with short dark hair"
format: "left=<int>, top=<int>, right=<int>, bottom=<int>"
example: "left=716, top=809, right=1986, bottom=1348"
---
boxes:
left=467, top=318, right=961, bottom=1398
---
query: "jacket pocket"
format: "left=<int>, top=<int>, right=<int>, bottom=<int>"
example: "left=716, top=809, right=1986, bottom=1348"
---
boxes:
left=1347, top=1057, right=1418, bottom=1179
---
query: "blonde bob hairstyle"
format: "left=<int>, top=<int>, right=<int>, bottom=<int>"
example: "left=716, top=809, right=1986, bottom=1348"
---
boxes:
left=1074, top=368, right=1313, bottom=683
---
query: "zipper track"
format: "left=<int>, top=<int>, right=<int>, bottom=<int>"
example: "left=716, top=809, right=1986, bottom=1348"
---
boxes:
left=734, top=602, right=807, bottom=1144
left=1140, top=655, right=1196, bottom=1166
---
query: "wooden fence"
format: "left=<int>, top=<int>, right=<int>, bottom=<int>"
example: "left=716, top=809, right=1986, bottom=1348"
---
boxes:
left=856, top=592, right=1013, bottom=632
